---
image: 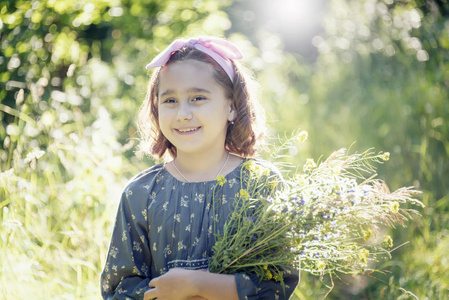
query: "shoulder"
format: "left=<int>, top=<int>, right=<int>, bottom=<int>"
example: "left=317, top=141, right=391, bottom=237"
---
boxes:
left=127, top=163, right=165, bottom=184
left=121, top=163, right=166, bottom=197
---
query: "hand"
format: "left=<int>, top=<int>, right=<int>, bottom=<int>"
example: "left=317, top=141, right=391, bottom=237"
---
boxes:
left=143, top=268, right=208, bottom=300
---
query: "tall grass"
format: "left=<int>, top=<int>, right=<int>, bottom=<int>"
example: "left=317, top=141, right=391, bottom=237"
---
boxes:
left=0, top=88, right=143, bottom=299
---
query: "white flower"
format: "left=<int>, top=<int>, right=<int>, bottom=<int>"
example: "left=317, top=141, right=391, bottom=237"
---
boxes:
left=24, top=148, right=45, bottom=163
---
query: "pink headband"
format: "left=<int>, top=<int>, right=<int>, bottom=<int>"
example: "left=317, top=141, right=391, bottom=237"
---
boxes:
left=145, top=36, right=243, bottom=82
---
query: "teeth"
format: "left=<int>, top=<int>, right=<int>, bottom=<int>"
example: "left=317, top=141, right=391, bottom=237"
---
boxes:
left=178, top=128, right=198, bottom=132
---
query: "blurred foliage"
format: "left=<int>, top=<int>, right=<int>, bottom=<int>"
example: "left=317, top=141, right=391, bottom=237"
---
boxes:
left=1, top=0, right=448, bottom=298
left=0, top=0, right=233, bottom=298
left=252, top=0, right=448, bottom=299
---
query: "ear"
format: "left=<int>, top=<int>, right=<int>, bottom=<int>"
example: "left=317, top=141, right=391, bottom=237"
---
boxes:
left=227, top=101, right=236, bottom=122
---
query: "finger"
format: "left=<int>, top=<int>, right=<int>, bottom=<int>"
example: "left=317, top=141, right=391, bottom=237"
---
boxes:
left=148, top=278, right=157, bottom=288
left=144, top=288, right=157, bottom=300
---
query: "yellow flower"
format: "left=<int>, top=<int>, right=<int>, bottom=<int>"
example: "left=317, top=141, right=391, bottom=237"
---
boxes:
left=297, top=130, right=308, bottom=143
left=390, top=201, right=400, bottom=213
left=380, top=152, right=390, bottom=161
left=239, top=189, right=249, bottom=200
left=217, top=175, right=227, bottom=186
left=316, top=261, right=326, bottom=270
left=383, top=235, right=393, bottom=248
left=357, top=248, right=370, bottom=265
left=243, top=160, right=256, bottom=172
left=363, top=229, right=373, bottom=241
left=303, top=158, right=317, bottom=171
left=265, top=269, right=273, bottom=280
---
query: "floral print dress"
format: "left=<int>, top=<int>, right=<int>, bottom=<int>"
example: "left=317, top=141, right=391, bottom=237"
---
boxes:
left=101, top=158, right=299, bottom=299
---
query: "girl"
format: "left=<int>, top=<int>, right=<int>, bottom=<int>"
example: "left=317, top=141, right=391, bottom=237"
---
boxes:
left=101, top=36, right=299, bottom=300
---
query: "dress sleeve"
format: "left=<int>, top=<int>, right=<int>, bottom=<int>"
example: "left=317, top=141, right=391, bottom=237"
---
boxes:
left=101, top=185, right=152, bottom=300
left=234, top=268, right=299, bottom=300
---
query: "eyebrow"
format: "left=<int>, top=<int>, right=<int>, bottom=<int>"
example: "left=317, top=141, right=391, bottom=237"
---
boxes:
left=159, top=87, right=212, bottom=98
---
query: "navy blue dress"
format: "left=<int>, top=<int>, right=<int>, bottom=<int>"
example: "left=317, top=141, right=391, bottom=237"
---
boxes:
left=101, top=159, right=299, bottom=299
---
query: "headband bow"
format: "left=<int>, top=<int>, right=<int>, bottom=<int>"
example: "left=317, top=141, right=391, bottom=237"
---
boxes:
left=145, top=36, right=243, bottom=82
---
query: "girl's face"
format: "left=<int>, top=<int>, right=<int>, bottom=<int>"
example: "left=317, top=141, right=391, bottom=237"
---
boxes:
left=157, top=60, right=235, bottom=157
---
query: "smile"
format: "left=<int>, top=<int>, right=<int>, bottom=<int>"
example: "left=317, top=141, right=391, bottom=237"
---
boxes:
left=175, top=127, right=201, bottom=134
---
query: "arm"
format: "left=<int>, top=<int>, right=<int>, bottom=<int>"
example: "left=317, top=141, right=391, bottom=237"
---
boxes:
left=101, top=186, right=152, bottom=299
left=143, top=268, right=238, bottom=300
left=142, top=268, right=299, bottom=300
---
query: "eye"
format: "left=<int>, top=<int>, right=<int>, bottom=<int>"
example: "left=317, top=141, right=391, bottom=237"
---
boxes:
left=162, top=98, right=177, bottom=104
left=192, top=96, right=207, bottom=102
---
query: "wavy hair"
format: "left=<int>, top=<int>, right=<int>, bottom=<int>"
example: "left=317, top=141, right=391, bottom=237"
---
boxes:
left=137, top=47, right=266, bottom=159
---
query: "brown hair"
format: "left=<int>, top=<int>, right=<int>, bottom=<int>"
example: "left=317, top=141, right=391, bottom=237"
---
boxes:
left=137, top=47, right=266, bottom=159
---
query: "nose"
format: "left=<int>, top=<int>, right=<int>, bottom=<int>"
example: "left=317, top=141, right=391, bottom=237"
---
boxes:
left=177, top=100, right=192, bottom=121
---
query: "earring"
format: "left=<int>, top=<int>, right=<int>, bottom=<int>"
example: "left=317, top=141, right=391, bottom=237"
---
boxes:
left=230, top=120, right=234, bottom=125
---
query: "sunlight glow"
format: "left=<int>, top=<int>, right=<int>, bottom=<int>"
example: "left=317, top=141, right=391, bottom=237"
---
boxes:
left=264, top=0, right=320, bottom=34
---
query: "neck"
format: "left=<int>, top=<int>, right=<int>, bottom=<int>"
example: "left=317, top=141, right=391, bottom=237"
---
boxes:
left=173, top=149, right=230, bottom=182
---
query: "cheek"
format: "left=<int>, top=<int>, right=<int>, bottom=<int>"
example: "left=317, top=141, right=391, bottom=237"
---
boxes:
left=158, top=120, right=171, bottom=141
left=157, top=109, right=171, bottom=131
left=158, top=106, right=172, bottom=120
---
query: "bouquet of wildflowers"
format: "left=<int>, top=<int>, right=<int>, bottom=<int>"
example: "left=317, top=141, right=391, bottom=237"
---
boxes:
left=208, top=132, right=423, bottom=292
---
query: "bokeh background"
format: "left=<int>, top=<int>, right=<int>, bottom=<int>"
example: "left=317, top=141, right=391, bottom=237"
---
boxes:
left=1, top=0, right=448, bottom=299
